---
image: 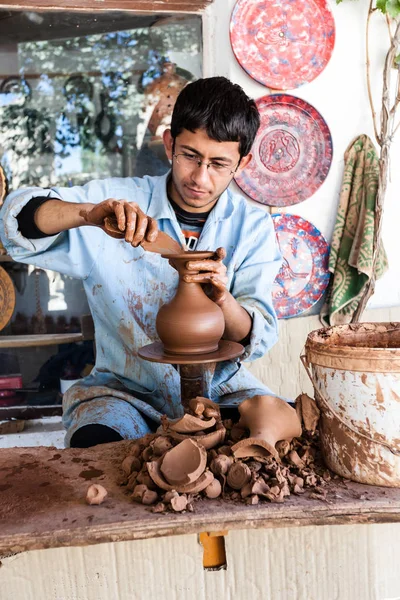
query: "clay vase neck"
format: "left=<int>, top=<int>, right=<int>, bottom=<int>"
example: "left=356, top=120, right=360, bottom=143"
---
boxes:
left=232, top=395, right=302, bottom=459
left=156, top=251, right=225, bottom=355
left=239, top=395, right=302, bottom=445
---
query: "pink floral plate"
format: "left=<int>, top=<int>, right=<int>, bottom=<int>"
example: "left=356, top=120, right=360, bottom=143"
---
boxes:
left=234, top=94, right=333, bottom=207
left=230, top=0, right=335, bottom=90
left=272, top=213, right=330, bottom=319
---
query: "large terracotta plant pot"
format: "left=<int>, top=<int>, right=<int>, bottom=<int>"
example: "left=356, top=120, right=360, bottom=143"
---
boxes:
left=156, top=251, right=225, bottom=355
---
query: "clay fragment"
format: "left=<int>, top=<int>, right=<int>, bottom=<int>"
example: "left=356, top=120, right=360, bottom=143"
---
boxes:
left=210, top=455, right=233, bottom=476
left=152, top=502, right=167, bottom=513
left=276, top=440, right=291, bottom=457
left=247, top=460, right=263, bottom=473
left=240, top=482, right=253, bottom=498
left=204, top=478, right=222, bottom=499
left=230, top=423, right=247, bottom=442
left=86, top=484, right=108, bottom=505
left=251, top=479, right=271, bottom=497
left=142, top=490, right=159, bottom=505
left=160, top=438, right=207, bottom=486
left=163, top=490, right=179, bottom=503
left=136, top=470, right=157, bottom=490
left=128, top=444, right=142, bottom=458
left=245, top=494, right=259, bottom=505
left=189, top=396, right=220, bottom=417
left=288, top=450, right=305, bottom=469
left=204, top=407, right=220, bottom=419
left=132, top=484, right=148, bottom=503
left=227, top=462, right=251, bottom=490
left=152, top=436, right=173, bottom=456
left=305, top=473, right=318, bottom=487
left=168, top=413, right=216, bottom=433
left=300, top=446, right=315, bottom=465
left=121, top=455, right=142, bottom=476
left=141, top=446, right=153, bottom=462
left=126, top=471, right=139, bottom=491
left=217, top=445, right=233, bottom=456
left=296, top=393, right=320, bottom=432
left=170, top=494, right=188, bottom=512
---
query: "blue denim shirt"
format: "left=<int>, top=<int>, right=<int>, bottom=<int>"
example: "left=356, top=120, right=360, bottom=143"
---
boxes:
left=0, top=173, right=282, bottom=422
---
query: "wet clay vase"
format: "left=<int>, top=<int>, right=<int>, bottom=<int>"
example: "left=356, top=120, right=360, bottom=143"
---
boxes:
left=232, top=395, right=302, bottom=460
left=156, top=251, right=225, bottom=355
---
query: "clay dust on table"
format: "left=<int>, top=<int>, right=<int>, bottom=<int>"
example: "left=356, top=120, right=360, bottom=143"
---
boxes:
left=117, top=394, right=334, bottom=513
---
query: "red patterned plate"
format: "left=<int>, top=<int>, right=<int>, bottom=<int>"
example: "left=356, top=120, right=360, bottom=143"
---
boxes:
left=235, top=94, right=332, bottom=207
left=272, top=213, right=330, bottom=319
left=230, top=0, right=335, bottom=90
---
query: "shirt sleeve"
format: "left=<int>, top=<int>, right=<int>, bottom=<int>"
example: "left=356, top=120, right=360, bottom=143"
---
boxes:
left=230, top=213, right=282, bottom=362
left=0, top=179, right=113, bottom=279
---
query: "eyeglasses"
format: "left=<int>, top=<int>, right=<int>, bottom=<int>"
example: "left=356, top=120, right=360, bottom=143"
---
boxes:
left=173, top=152, right=238, bottom=177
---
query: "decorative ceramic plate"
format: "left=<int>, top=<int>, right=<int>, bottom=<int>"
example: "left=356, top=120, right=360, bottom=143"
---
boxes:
left=235, top=94, right=332, bottom=207
left=272, top=214, right=330, bottom=319
left=0, top=266, right=16, bottom=331
left=230, top=0, right=335, bottom=90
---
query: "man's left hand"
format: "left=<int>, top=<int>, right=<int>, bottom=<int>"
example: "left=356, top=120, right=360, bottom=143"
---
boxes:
left=183, top=247, right=228, bottom=306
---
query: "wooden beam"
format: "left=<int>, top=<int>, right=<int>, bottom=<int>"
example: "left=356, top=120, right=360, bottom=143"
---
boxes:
left=1, top=440, right=400, bottom=556
left=0, top=1, right=213, bottom=13
left=0, top=333, right=83, bottom=348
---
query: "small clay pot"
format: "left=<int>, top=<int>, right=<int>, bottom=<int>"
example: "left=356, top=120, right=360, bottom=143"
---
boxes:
left=232, top=395, right=302, bottom=460
left=156, top=251, right=225, bottom=355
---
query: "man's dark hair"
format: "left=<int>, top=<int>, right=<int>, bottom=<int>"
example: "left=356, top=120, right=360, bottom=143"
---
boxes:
left=170, top=77, right=260, bottom=158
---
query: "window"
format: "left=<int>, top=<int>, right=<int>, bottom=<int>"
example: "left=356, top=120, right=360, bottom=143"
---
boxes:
left=0, top=11, right=202, bottom=190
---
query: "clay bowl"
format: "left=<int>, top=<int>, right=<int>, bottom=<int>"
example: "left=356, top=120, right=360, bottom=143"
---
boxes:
left=160, top=438, right=207, bottom=486
left=147, top=459, right=214, bottom=493
left=160, top=420, right=227, bottom=450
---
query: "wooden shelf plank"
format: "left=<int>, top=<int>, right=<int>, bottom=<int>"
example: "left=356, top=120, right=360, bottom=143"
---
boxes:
left=0, top=333, right=83, bottom=348
left=0, top=441, right=399, bottom=556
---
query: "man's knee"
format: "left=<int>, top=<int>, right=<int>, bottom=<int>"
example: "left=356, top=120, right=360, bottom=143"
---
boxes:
left=69, top=424, right=123, bottom=448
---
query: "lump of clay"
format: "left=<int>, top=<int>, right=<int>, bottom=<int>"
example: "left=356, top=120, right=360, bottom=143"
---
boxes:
left=121, top=455, right=142, bottom=476
left=86, top=483, right=108, bottom=505
left=232, top=395, right=302, bottom=460
left=204, top=478, right=222, bottom=499
left=132, top=484, right=158, bottom=505
left=226, top=462, right=251, bottom=490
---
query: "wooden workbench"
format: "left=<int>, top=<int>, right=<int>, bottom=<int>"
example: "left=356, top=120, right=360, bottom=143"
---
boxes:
left=1, top=440, right=400, bottom=556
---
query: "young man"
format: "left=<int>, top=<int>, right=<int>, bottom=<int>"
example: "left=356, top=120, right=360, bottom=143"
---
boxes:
left=0, top=77, right=282, bottom=448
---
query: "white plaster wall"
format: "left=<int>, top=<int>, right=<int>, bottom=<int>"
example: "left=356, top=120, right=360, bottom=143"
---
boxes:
left=2, top=523, right=400, bottom=600
left=203, top=0, right=400, bottom=310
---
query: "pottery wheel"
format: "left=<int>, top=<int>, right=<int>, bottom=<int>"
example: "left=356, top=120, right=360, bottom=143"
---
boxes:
left=138, top=340, right=244, bottom=364
left=0, top=266, right=16, bottom=331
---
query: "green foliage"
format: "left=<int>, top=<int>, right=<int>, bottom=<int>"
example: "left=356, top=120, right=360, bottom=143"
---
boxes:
left=337, top=0, right=400, bottom=16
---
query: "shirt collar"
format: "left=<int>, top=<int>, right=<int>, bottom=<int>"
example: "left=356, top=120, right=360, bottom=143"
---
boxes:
left=146, top=171, right=235, bottom=223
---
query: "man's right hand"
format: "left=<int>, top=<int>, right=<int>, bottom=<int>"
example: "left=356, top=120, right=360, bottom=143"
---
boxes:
left=80, top=199, right=158, bottom=247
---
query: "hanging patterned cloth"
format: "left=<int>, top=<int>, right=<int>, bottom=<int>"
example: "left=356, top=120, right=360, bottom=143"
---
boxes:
left=320, top=134, right=388, bottom=326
